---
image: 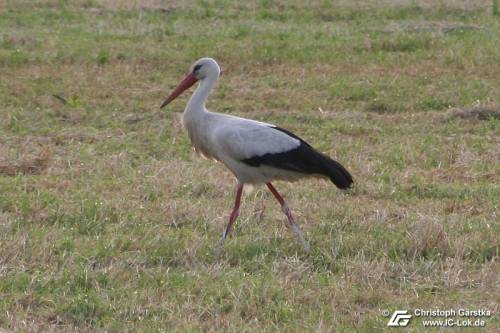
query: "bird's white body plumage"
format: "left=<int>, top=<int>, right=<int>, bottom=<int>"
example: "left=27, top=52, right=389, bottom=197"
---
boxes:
left=181, top=58, right=303, bottom=184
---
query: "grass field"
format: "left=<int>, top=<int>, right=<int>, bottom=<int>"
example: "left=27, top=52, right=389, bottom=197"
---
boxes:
left=1, top=0, right=499, bottom=331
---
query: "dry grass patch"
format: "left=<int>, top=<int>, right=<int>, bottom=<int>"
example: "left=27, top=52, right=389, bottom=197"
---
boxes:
left=0, top=147, right=51, bottom=176
left=448, top=105, right=500, bottom=120
left=383, top=21, right=482, bottom=33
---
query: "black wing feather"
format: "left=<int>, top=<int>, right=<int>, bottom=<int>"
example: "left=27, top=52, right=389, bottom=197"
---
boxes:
left=241, top=126, right=353, bottom=189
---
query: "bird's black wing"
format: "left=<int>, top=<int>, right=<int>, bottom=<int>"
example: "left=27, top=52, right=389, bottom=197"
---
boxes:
left=241, top=126, right=353, bottom=189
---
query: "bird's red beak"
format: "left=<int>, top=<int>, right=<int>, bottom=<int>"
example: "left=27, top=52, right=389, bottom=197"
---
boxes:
left=160, top=73, right=198, bottom=108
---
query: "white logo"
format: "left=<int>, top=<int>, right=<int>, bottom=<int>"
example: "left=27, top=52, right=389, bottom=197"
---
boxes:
left=387, top=310, right=412, bottom=327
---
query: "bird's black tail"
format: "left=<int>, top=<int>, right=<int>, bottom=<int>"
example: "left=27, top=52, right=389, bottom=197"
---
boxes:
left=320, top=154, right=353, bottom=189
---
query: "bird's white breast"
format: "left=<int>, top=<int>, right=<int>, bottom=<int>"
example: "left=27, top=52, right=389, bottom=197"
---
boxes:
left=182, top=110, right=218, bottom=160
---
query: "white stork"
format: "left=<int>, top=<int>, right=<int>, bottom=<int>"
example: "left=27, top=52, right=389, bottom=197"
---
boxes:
left=160, top=58, right=353, bottom=252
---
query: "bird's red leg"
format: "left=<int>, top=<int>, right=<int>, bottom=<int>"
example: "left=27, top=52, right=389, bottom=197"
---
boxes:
left=219, top=183, right=244, bottom=251
left=266, top=183, right=310, bottom=252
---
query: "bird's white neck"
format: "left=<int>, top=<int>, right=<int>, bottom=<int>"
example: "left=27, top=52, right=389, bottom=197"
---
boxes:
left=185, top=74, right=218, bottom=114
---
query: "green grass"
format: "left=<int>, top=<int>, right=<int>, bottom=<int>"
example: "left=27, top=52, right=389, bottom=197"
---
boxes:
left=0, top=0, right=499, bottom=331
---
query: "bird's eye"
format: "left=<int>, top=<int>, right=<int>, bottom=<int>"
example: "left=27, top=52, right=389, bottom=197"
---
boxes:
left=193, top=64, right=202, bottom=74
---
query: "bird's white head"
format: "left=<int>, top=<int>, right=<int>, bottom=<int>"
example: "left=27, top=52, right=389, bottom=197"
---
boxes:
left=160, top=57, right=220, bottom=108
left=190, top=57, right=220, bottom=80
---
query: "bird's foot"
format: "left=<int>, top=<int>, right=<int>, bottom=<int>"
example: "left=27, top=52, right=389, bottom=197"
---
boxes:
left=216, top=237, right=226, bottom=257
left=301, top=239, right=310, bottom=253
left=291, top=223, right=310, bottom=253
